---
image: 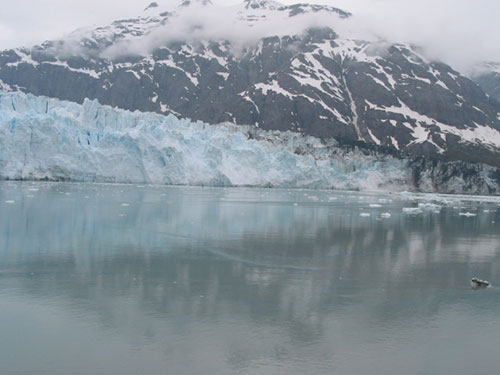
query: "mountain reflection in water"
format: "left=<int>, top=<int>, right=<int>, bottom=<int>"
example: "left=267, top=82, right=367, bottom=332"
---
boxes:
left=1, top=182, right=500, bottom=375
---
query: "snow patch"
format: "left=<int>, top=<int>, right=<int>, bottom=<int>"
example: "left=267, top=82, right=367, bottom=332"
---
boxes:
left=0, top=80, right=12, bottom=92
left=216, top=72, right=230, bottom=80
left=367, top=99, right=500, bottom=150
left=390, top=137, right=399, bottom=150
left=201, top=46, right=229, bottom=69
left=6, top=49, right=39, bottom=68
left=367, top=128, right=381, bottom=145
left=126, top=70, right=141, bottom=80
left=42, top=60, right=101, bottom=79
left=156, top=59, right=199, bottom=86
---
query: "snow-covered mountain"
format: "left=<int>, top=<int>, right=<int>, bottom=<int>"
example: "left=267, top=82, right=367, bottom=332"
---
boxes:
left=0, top=0, right=500, bottom=169
left=1, top=91, right=499, bottom=194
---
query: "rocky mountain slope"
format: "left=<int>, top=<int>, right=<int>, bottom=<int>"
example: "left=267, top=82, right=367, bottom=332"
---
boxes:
left=472, top=62, right=500, bottom=104
left=1, top=0, right=500, bottom=168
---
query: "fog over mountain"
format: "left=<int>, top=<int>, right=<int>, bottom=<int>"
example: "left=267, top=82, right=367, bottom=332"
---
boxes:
left=1, top=0, right=498, bottom=73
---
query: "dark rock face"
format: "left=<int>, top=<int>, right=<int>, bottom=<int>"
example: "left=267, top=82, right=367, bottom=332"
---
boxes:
left=473, top=63, right=500, bottom=104
left=408, top=157, right=500, bottom=195
left=1, top=1, right=500, bottom=170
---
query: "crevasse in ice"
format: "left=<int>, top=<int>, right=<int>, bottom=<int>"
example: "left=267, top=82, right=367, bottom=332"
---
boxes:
left=0, top=91, right=410, bottom=190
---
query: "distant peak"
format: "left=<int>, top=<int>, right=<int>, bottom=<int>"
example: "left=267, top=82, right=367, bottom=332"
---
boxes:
left=244, top=0, right=284, bottom=10
left=180, top=0, right=213, bottom=7
left=144, top=2, right=159, bottom=11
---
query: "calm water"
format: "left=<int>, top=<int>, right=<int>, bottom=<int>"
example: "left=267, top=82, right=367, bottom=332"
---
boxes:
left=1, top=181, right=500, bottom=375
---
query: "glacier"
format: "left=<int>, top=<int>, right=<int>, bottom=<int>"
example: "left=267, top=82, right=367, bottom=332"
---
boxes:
left=0, top=91, right=498, bottom=193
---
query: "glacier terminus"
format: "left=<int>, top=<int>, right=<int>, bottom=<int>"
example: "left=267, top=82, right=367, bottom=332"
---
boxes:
left=0, top=91, right=499, bottom=194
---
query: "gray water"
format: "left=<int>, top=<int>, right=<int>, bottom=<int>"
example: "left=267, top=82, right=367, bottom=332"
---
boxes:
left=1, top=181, right=500, bottom=375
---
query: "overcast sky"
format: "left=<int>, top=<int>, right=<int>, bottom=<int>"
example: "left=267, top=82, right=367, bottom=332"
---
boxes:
left=0, top=0, right=498, bottom=71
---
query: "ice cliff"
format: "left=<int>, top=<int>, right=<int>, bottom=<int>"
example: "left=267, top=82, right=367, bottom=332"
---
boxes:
left=0, top=91, right=498, bottom=194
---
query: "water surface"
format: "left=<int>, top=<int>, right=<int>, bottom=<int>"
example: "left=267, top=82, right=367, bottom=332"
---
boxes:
left=1, top=182, right=500, bottom=375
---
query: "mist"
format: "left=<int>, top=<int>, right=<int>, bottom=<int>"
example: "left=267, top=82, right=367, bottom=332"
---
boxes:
left=333, top=0, right=500, bottom=72
left=100, top=3, right=345, bottom=59
left=0, top=0, right=498, bottom=73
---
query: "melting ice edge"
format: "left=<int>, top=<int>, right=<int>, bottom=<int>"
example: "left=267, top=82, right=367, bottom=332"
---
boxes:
left=0, top=91, right=498, bottom=194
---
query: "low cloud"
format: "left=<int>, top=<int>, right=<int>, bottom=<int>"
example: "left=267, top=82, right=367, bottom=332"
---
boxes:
left=1, top=0, right=498, bottom=74
left=100, top=0, right=500, bottom=73
left=0, top=23, right=15, bottom=47
left=333, top=0, right=500, bottom=72
left=101, top=3, right=344, bottom=59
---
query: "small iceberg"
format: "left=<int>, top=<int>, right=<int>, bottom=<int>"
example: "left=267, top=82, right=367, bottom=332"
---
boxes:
left=418, top=203, right=442, bottom=211
left=381, top=212, right=391, bottom=218
left=360, top=213, right=371, bottom=217
left=459, top=212, right=476, bottom=217
left=403, top=207, right=423, bottom=215
left=471, top=277, right=491, bottom=289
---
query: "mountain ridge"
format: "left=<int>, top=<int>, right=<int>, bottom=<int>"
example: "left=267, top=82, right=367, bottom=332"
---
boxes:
left=1, top=1, right=499, bottom=168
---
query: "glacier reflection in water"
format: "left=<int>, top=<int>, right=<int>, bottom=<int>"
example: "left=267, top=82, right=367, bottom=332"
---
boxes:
left=1, top=181, right=500, bottom=375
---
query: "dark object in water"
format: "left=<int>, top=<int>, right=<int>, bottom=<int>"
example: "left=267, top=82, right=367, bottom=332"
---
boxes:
left=471, top=277, right=491, bottom=289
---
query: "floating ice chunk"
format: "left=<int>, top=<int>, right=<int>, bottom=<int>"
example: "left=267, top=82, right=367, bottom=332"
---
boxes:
left=418, top=203, right=442, bottom=211
left=307, top=196, right=319, bottom=201
left=459, top=212, right=476, bottom=217
left=4, top=200, right=15, bottom=204
left=121, top=203, right=130, bottom=207
left=360, top=213, right=371, bottom=217
left=403, top=207, right=423, bottom=214
left=369, top=204, right=382, bottom=208
left=381, top=212, right=391, bottom=218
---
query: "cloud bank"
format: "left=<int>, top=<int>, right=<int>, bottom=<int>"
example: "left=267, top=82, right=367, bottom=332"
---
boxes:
left=0, top=0, right=498, bottom=73
left=101, top=3, right=345, bottom=58
left=333, top=0, right=500, bottom=72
